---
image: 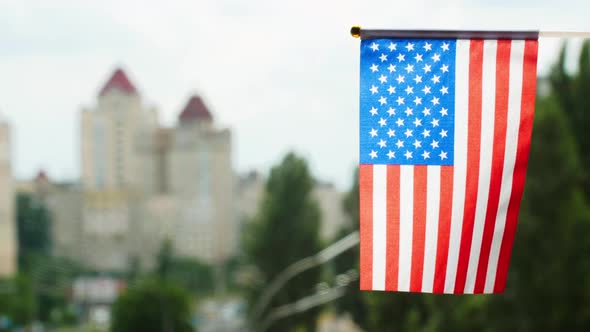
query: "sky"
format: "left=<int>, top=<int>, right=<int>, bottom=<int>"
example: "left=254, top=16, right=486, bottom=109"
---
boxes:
left=0, top=0, right=589, bottom=189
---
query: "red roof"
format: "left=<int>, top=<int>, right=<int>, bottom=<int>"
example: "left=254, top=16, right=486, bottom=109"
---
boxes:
left=99, top=68, right=137, bottom=97
left=178, top=95, right=213, bottom=123
left=35, top=170, right=49, bottom=182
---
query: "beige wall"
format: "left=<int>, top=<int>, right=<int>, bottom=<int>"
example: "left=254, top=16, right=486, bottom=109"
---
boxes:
left=0, top=122, right=15, bottom=277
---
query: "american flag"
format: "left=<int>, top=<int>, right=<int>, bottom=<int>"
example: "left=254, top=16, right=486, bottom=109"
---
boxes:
left=359, top=38, right=538, bottom=294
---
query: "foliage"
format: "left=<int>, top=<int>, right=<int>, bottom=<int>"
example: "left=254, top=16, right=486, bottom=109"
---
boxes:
left=110, top=279, right=194, bottom=332
left=244, top=152, right=322, bottom=331
left=16, top=193, right=52, bottom=268
left=0, top=275, right=35, bottom=329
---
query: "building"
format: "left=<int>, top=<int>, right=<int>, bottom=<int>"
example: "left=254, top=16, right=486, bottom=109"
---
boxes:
left=0, top=118, right=15, bottom=277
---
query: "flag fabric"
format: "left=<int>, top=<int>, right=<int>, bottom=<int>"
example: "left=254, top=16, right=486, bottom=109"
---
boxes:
left=359, top=37, right=538, bottom=294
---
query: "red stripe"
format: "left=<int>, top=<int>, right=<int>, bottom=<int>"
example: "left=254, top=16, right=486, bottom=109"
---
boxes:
left=359, top=165, right=374, bottom=290
left=433, top=166, right=454, bottom=293
left=385, top=165, right=400, bottom=290
left=410, top=165, right=427, bottom=292
left=474, top=40, right=512, bottom=293
left=494, top=40, right=538, bottom=292
left=455, top=40, right=484, bottom=293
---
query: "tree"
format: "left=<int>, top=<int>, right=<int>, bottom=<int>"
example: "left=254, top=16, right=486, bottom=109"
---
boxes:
left=0, top=275, right=35, bottom=330
left=16, top=193, right=52, bottom=271
left=244, top=152, right=322, bottom=331
left=111, top=279, right=194, bottom=332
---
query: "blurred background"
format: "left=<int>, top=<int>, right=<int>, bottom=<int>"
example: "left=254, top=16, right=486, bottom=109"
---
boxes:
left=1, top=0, right=589, bottom=331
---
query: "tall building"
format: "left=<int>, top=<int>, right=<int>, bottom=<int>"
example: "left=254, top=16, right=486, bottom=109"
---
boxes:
left=0, top=118, right=16, bottom=277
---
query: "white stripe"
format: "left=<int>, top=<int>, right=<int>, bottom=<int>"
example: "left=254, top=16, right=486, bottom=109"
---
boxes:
left=398, top=165, right=414, bottom=291
left=372, top=165, right=387, bottom=290
left=421, top=166, right=440, bottom=292
left=445, top=39, right=470, bottom=293
left=485, top=41, right=525, bottom=293
left=464, top=40, right=498, bottom=293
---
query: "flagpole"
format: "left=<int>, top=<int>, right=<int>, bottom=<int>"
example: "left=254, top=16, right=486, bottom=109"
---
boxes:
left=351, top=26, right=590, bottom=39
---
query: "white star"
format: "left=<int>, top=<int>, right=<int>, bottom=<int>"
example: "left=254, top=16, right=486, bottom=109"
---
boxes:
left=430, top=140, right=439, bottom=149
left=369, top=107, right=378, bottom=116
left=397, top=54, right=405, bottom=62
left=440, top=108, right=448, bottom=116
left=441, top=64, right=449, bottom=73
left=396, top=118, right=405, bottom=127
left=423, top=42, right=432, bottom=51
left=440, top=86, right=449, bottom=95
left=413, top=139, right=422, bottom=148
left=387, top=86, right=396, bottom=94
left=404, top=150, right=413, bottom=159
left=431, top=75, right=441, bottom=83
left=388, top=64, right=396, bottom=73
left=396, top=75, right=405, bottom=84
left=405, top=86, right=414, bottom=94
left=404, top=128, right=413, bottom=137
left=423, top=64, right=432, bottom=73
left=422, top=151, right=430, bottom=159
left=405, top=64, right=414, bottom=73
left=379, top=53, right=388, bottom=62
left=414, top=54, right=423, bottom=62
left=441, top=42, right=450, bottom=51
left=413, top=75, right=423, bottom=83
left=440, top=129, right=448, bottom=138
left=388, top=42, right=397, bottom=51
left=396, top=139, right=404, bottom=148
left=370, top=64, right=379, bottom=72
left=387, top=150, right=396, bottom=159
left=405, top=42, right=415, bottom=51
left=413, top=118, right=422, bottom=127
left=432, top=53, right=441, bottom=62
left=378, top=139, right=387, bottom=148
left=379, top=96, right=387, bottom=105
left=378, top=118, right=387, bottom=127
left=404, top=107, right=413, bottom=116
left=369, top=128, right=378, bottom=137
left=387, top=128, right=396, bottom=137
left=431, top=97, right=440, bottom=105
left=439, top=151, right=448, bottom=160
left=370, top=42, right=379, bottom=51
left=369, top=150, right=378, bottom=158
left=422, top=86, right=431, bottom=94
left=431, top=118, right=440, bottom=127
left=387, top=107, right=396, bottom=116
left=413, top=96, right=422, bottom=105
left=379, top=75, right=388, bottom=84
left=370, top=85, right=379, bottom=94
left=422, top=107, right=431, bottom=116
left=422, top=129, right=430, bottom=137
left=396, top=96, right=405, bottom=105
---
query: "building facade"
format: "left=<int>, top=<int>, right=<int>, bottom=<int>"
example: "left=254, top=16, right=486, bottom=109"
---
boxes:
left=0, top=119, right=15, bottom=277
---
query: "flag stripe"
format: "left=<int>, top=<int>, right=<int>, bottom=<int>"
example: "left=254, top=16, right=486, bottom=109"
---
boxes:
left=455, top=39, right=484, bottom=293
left=484, top=40, right=525, bottom=292
left=445, top=39, right=470, bottom=293
left=359, top=164, right=373, bottom=290
left=465, top=40, right=497, bottom=293
left=398, top=165, right=414, bottom=291
left=410, top=166, right=428, bottom=292
left=422, top=166, right=441, bottom=292
left=385, top=165, right=400, bottom=290
left=372, top=165, right=387, bottom=290
left=494, top=39, right=538, bottom=292
left=475, top=40, right=511, bottom=293
left=434, top=166, right=453, bottom=292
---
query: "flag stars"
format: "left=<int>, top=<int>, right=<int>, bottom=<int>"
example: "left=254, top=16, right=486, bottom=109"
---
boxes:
left=431, top=118, right=440, bottom=127
left=387, top=128, right=396, bottom=137
left=369, top=150, right=378, bottom=158
left=422, top=129, right=431, bottom=137
left=379, top=96, right=387, bottom=105
left=405, top=150, right=413, bottom=159
left=414, top=53, right=423, bottom=62
left=413, top=139, right=422, bottom=149
left=387, top=107, right=396, bottom=116
left=432, top=53, right=441, bottom=62
left=369, top=128, right=378, bottom=137
left=387, top=150, right=396, bottom=159
left=370, top=85, right=379, bottom=94
left=396, top=139, right=404, bottom=148
left=404, top=107, right=413, bottom=116
left=405, top=64, right=414, bottom=73
left=396, top=118, right=405, bottom=127
left=369, top=107, right=378, bottom=116
left=378, top=139, right=387, bottom=148
left=379, top=53, right=388, bottom=62
left=370, top=64, right=379, bottom=72
left=378, top=118, right=387, bottom=127
left=413, top=75, right=422, bottom=83
left=396, top=96, right=405, bottom=105
left=422, top=107, right=431, bottom=116
left=441, top=64, right=449, bottom=73
left=405, top=42, right=415, bottom=51
left=440, top=129, right=448, bottom=138
left=430, top=140, right=439, bottom=149
left=423, top=42, right=432, bottom=51
left=422, top=151, right=430, bottom=159
left=388, top=42, right=397, bottom=51
left=388, top=64, right=397, bottom=73
left=388, top=86, right=396, bottom=94
left=397, top=54, right=405, bottom=62
left=396, top=75, right=405, bottom=84
left=378, top=74, right=388, bottom=84
left=413, top=118, right=422, bottom=127
left=440, top=86, right=449, bottom=95
left=441, top=42, right=450, bottom=51
left=431, top=75, right=441, bottom=83
left=370, top=42, right=379, bottom=51
left=423, top=64, right=432, bottom=73
left=431, top=97, right=440, bottom=105
left=404, top=128, right=413, bottom=137
left=422, top=86, right=431, bottom=94
left=413, top=96, right=422, bottom=105
left=440, top=108, right=448, bottom=116
left=439, top=151, right=448, bottom=160
left=405, top=86, right=414, bottom=95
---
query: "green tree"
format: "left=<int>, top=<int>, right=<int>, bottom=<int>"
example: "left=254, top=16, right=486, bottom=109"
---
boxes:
left=244, top=152, right=322, bottom=331
left=111, top=279, right=194, bottom=332
left=16, top=193, right=52, bottom=271
left=0, top=275, right=35, bottom=329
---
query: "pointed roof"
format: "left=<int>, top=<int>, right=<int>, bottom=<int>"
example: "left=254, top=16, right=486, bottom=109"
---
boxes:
left=178, top=95, right=213, bottom=123
left=99, top=68, right=137, bottom=97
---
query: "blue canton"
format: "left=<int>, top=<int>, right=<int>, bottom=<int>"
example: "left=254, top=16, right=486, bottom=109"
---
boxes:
left=360, top=39, right=456, bottom=165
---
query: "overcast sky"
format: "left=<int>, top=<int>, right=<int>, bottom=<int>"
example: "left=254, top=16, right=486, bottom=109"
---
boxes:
left=0, top=0, right=589, bottom=189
